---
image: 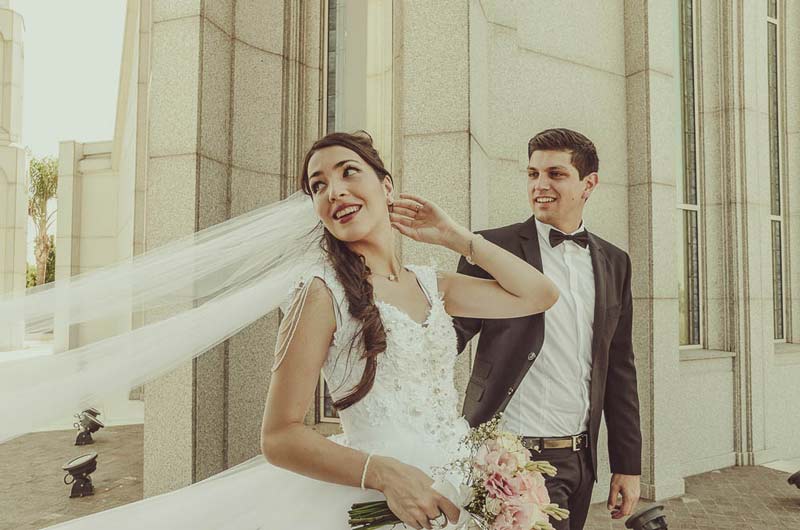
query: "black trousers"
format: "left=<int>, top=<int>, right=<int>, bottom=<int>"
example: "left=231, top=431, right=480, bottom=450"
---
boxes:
left=531, top=447, right=595, bottom=530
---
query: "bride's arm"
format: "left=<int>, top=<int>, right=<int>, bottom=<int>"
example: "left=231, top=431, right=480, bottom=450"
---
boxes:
left=260, top=278, right=459, bottom=530
left=437, top=230, right=559, bottom=319
left=389, top=193, right=558, bottom=319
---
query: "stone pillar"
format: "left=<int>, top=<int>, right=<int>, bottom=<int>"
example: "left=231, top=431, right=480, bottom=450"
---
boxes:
left=786, top=0, right=800, bottom=344
left=623, top=0, right=685, bottom=500
left=717, top=1, right=779, bottom=466
left=143, top=0, right=322, bottom=495
left=0, top=1, right=25, bottom=351
left=53, top=141, right=81, bottom=352
left=394, top=0, right=472, bottom=396
left=143, top=0, right=234, bottom=495
left=224, top=0, right=322, bottom=468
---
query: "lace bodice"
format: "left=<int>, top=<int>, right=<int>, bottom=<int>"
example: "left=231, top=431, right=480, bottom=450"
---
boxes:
left=285, top=262, right=469, bottom=461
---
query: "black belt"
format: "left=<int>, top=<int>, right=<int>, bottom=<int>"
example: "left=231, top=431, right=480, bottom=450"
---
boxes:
left=522, top=433, right=589, bottom=453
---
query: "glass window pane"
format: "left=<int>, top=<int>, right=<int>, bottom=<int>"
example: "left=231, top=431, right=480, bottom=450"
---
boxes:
left=679, top=209, right=701, bottom=345
left=321, top=379, right=339, bottom=420
left=326, top=0, right=393, bottom=165
left=680, top=0, right=698, bottom=205
left=772, top=221, right=785, bottom=340
left=326, top=2, right=338, bottom=134
left=768, top=22, right=781, bottom=215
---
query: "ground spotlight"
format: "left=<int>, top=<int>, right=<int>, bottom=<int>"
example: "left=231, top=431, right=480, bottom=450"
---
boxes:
left=789, top=470, right=800, bottom=489
left=82, top=407, right=101, bottom=418
left=625, top=504, right=667, bottom=530
left=62, top=452, right=98, bottom=498
left=73, top=410, right=104, bottom=446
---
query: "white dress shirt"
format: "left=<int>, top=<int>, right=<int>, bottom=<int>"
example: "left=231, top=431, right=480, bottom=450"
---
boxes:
left=502, top=219, right=596, bottom=437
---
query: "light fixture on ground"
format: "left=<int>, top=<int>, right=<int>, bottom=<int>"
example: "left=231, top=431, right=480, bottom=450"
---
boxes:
left=789, top=470, right=800, bottom=489
left=62, top=452, right=98, bottom=498
left=625, top=504, right=667, bottom=530
left=73, top=409, right=104, bottom=446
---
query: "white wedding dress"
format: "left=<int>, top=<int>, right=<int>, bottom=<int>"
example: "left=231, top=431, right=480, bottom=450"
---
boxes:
left=47, top=264, right=471, bottom=530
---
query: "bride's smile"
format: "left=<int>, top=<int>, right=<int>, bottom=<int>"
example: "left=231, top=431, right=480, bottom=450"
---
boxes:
left=306, top=144, right=395, bottom=245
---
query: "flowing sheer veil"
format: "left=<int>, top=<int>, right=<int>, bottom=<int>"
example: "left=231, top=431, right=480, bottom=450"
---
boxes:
left=0, top=191, right=323, bottom=442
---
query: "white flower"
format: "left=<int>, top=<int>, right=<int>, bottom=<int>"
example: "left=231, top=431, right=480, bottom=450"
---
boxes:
left=496, top=432, right=525, bottom=453
left=485, top=496, right=503, bottom=516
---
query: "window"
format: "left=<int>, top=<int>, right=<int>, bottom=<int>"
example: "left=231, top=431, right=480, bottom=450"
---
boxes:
left=325, top=0, right=393, bottom=162
left=318, top=0, right=394, bottom=422
left=767, top=1, right=786, bottom=341
left=678, top=0, right=702, bottom=347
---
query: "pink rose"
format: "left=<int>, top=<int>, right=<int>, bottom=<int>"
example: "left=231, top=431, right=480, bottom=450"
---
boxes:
left=485, top=472, right=517, bottom=499
left=509, top=471, right=550, bottom=506
left=491, top=503, right=537, bottom=530
left=474, top=441, right=523, bottom=476
left=490, top=508, right=515, bottom=530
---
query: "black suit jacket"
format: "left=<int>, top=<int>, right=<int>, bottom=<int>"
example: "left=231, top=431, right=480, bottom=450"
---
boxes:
left=454, top=216, right=642, bottom=478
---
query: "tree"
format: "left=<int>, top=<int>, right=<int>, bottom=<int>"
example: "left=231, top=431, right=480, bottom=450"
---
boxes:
left=45, top=235, right=56, bottom=284
left=26, top=263, right=37, bottom=288
left=27, top=156, right=58, bottom=286
left=24, top=239, right=55, bottom=288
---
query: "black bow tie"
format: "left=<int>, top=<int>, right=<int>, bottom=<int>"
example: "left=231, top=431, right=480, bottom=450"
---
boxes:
left=549, top=229, right=590, bottom=248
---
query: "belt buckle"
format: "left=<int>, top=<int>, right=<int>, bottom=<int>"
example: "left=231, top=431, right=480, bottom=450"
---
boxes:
left=571, top=434, right=581, bottom=452
left=524, top=437, right=542, bottom=453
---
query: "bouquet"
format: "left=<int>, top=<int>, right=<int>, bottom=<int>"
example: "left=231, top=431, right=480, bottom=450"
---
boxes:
left=348, top=418, right=569, bottom=530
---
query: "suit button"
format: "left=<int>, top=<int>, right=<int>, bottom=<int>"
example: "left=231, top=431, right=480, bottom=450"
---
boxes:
left=527, top=352, right=536, bottom=361
left=507, top=387, right=515, bottom=395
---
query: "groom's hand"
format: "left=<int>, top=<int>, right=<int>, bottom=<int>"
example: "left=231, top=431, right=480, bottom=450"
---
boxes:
left=607, top=473, right=640, bottom=519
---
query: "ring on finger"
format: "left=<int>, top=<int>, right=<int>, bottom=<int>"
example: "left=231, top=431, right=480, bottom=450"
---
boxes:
left=430, top=512, right=447, bottom=529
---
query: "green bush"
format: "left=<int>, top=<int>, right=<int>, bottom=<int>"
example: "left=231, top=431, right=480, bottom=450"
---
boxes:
left=26, top=263, right=37, bottom=288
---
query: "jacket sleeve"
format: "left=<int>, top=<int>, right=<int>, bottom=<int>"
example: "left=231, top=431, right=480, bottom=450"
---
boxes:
left=603, top=253, right=643, bottom=475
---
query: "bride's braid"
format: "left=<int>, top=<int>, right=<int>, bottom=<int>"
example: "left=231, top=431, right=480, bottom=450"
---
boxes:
left=299, top=131, right=391, bottom=410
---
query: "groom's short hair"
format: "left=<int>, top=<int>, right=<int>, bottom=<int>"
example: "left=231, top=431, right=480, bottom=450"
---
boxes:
left=527, top=128, right=599, bottom=179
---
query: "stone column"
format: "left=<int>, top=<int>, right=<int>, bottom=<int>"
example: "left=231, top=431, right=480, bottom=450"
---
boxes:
left=143, top=0, right=322, bottom=495
left=143, top=0, right=235, bottom=495
left=0, top=1, right=26, bottom=352
left=717, top=1, right=776, bottom=466
left=394, top=0, right=472, bottom=396
left=786, top=0, right=800, bottom=342
left=623, top=0, right=685, bottom=500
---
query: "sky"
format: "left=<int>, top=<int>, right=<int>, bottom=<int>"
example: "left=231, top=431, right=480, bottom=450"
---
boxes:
left=13, top=0, right=126, bottom=262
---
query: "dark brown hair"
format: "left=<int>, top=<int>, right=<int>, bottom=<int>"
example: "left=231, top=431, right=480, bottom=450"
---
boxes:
left=299, top=131, right=392, bottom=410
left=527, top=128, right=599, bottom=179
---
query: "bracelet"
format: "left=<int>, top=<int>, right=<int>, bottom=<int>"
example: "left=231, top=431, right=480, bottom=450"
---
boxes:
left=360, top=452, right=374, bottom=491
left=465, top=234, right=483, bottom=265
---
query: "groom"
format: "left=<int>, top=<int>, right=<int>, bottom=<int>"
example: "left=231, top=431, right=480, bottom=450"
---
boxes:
left=455, top=129, right=641, bottom=530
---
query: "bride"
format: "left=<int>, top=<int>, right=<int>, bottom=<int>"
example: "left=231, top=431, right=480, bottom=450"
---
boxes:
left=39, top=131, right=559, bottom=530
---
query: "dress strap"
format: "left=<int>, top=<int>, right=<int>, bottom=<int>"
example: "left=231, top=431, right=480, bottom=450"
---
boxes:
left=273, top=263, right=349, bottom=372
left=405, top=265, right=440, bottom=305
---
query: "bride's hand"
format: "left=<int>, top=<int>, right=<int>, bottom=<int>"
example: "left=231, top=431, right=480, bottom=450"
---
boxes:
left=390, top=193, right=469, bottom=251
left=367, top=456, right=460, bottom=530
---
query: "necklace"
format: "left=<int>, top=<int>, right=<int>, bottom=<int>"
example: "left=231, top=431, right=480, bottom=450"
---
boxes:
left=370, top=270, right=401, bottom=282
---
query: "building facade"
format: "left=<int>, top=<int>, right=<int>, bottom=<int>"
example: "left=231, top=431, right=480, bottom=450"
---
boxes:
left=24, top=0, right=800, bottom=504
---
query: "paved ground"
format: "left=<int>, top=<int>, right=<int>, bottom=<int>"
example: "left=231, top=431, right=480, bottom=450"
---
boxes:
left=2, top=425, right=798, bottom=529
left=585, top=466, right=800, bottom=530
left=0, top=425, right=143, bottom=530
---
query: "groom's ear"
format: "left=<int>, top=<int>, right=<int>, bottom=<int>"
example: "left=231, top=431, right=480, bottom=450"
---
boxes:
left=582, top=172, right=599, bottom=201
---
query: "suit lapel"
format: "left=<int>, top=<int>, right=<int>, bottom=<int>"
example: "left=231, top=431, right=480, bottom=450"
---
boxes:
left=587, top=232, right=609, bottom=364
left=518, top=216, right=543, bottom=272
